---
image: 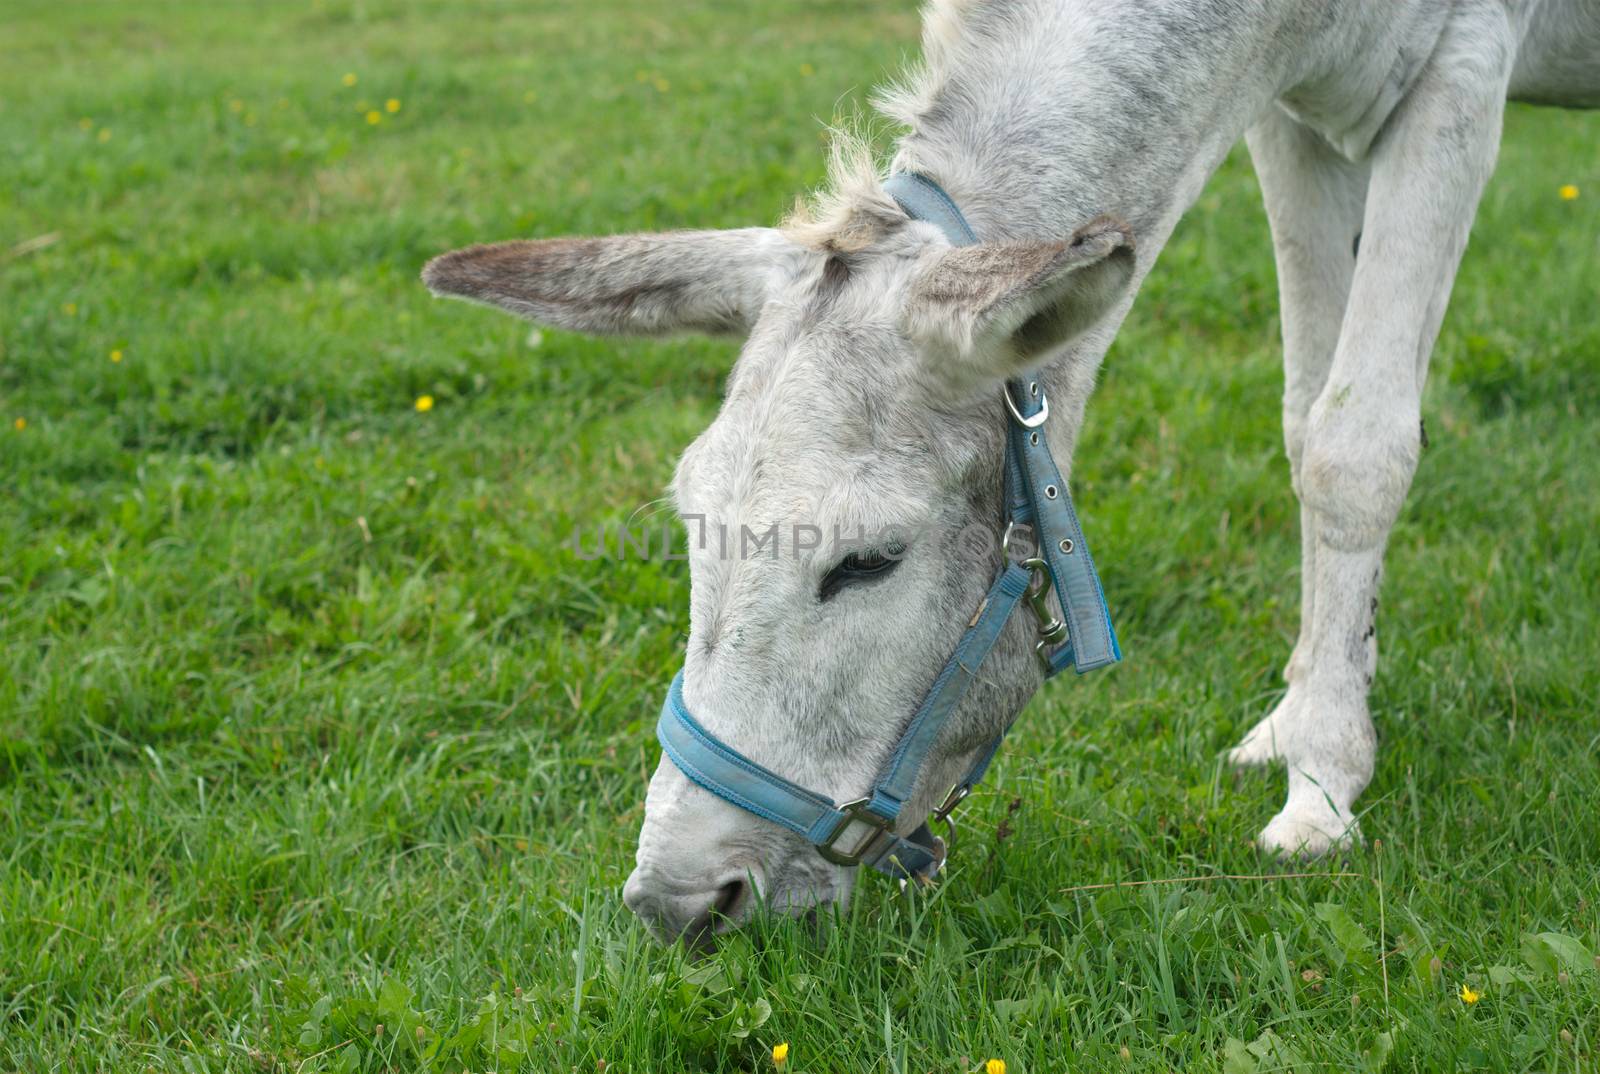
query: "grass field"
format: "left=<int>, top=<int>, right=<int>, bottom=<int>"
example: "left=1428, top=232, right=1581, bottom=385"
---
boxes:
left=3, top=1, right=1598, bottom=1071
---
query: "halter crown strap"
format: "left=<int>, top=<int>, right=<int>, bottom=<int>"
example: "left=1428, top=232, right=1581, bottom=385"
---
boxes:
left=884, top=172, right=1121, bottom=674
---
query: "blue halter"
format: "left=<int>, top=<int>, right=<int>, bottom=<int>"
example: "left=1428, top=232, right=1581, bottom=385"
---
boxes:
left=655, top=173, right=1120, bottom=884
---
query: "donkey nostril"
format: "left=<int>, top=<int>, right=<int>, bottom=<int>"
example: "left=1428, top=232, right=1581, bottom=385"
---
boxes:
left=712, top=879, right=746, bottom=920
left=688, top=878, right=744, bottom=926
left=680, top=879, right=749, bottom=950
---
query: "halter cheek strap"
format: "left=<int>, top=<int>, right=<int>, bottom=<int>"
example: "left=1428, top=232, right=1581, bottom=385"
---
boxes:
left=886, top=173, right=1119, bottom=675
left=652, top=173, right=1121, bottom=884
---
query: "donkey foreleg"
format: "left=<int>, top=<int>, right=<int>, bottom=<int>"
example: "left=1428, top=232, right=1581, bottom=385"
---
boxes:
left=1234, top=108, right=1370, bottom=767
left=1243, top=9, right=1515, bottom=856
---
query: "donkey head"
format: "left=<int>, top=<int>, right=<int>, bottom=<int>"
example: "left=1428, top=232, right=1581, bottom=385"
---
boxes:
left=423, top=191, right=1132, bottom=946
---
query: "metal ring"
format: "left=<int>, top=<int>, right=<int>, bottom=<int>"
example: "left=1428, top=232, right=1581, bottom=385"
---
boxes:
left=1001, top=520, right=1034, bottom=560
left=1059, top=537, right=1074, bottom=554
left=1044, top=485, right=1058, bottom=499
left=1003, top=383, right=1049, bottom=429
left=1028, top=431, right=1039, bottom=446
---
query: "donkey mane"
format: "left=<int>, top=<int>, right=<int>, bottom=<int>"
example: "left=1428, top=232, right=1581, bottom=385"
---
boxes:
left=872, top=0, right=995, bottom=131
left=782, top=0, right=1001, bottom=254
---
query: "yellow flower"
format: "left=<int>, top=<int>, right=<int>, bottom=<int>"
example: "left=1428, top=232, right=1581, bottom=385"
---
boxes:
left=1460, top=983, right=1480, bottom=1004
left=771, top=1041, right=789, bottom=1066
left=799, top=62, right=815, bottom=77
left=414, top=395, right=434, bottom=413
left=62, top=302, right=77, bottom=316
left=110, top=349, right=123, bottom=363
left=13, top=417, right=25, bottom=431
left=342, top=72, right=358, bottom=87
left=78, top=117, right=93, bottom=131
left=386, top=98, right=401, bottom=113
left=366, top=110, right=382, bottom=125
left=228, top=98, right=244, bottom=113
left=653, top=78, right=670, bottom=93
left=1558, top=184, right=1579, bottom=201
left=97, top=128, right=112, bottom=143
left=986, top=1060, right=1006, bottom=1074
left=523, top=90, right=537, bottom=103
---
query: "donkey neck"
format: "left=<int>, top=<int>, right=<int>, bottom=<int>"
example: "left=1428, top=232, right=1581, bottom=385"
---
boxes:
left=886, top=0, right=1303, bottom=252
left=882, top=0, right=1317, bottom=462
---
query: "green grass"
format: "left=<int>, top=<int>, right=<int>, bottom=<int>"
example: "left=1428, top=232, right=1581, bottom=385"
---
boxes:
left=2, top=1, right=1598, bottom=1071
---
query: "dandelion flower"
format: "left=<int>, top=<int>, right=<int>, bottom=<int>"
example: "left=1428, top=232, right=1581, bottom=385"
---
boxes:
left=110, top=349, right=123, bottom=363
left=653, top=77, right=670, bottom=93
left=385, top=98, right=401, bottom=113
left=366, top=110, right=382, bottom=125
left=229, top=98, right=244, bottom=113
left=97, top=128, right=112, bottom=143
left=414, top=395, right=434, bottom=413
left=13, top=417, right=25, bottom=431
left=1558, top=184, right=1579, bottom=201
left=78, top=117, right=93, bottom=131
left=1460, top=983, right=1480, bottom=1004
left=342, top=72, right=358, bottom=87
left=62, top=302, right=77, bottom=316
left=799, top=62, right=815, bottom=77
left=771, top=1041, right=789, bottom=1066
left=986, top=1060, right=1006, bottom=1074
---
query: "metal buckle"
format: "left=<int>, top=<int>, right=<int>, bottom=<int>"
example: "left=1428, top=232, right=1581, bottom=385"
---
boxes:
left=898, top=835, right=948, bottom=893
left=816, top=799, right=894, bottom=866
left=1004, top=382, right=1050, bottom=429
left=932, top=783, right=969, bottom=824
left=1022, top=557, right=1069, bottom=672
left=895, top=783, right=970, bottom=893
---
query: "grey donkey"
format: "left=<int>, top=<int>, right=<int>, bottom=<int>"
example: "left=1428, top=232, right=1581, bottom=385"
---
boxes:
left=423, top=0, right=1599, bottom=944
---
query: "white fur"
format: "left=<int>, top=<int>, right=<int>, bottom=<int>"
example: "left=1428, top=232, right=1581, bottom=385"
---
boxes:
left=426, top=0, right=1598, bottom=940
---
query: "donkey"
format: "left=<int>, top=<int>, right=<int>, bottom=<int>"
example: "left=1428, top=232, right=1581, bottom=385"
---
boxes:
left=423, top=0, right=1599, bottom=944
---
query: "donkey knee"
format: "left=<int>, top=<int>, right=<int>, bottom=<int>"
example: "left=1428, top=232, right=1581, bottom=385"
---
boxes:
left=1282, top=405, right=1311, bottom=491
left=1299, top=395, right=1421, bottom=550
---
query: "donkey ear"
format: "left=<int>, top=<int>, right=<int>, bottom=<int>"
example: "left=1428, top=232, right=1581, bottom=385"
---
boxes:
left=904, top=216, right=1135, bottom=388
left=422, top=228, right=800, bottom=338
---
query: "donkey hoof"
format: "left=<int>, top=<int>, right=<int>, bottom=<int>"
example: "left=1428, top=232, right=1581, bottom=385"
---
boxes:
left=1257, top=806, right=1361, bottom=859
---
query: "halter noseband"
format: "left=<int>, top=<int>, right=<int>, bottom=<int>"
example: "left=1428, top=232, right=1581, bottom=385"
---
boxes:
left=655, top=173, right=1120, bottom=885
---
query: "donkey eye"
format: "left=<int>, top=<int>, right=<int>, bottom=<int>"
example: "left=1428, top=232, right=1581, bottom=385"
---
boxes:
left=845, top=550, right=892, bottom=571
left=819, top=542, right=906, bottom=602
